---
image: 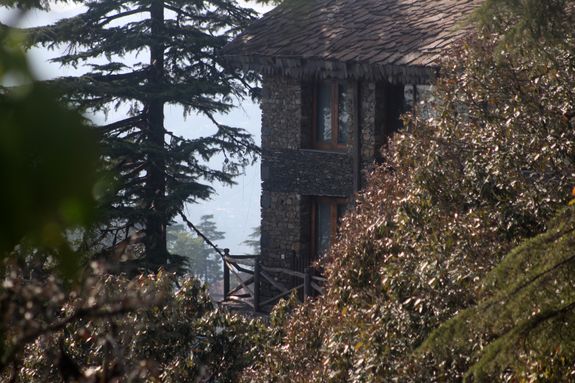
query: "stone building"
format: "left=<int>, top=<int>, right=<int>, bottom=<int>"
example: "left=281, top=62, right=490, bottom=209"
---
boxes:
left=223, top=0, right=481, bottom=287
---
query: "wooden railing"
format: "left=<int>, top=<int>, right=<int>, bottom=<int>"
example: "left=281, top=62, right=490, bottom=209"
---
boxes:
left=221, top=249, right=325, bottom=312
left=177, top=211, right=323, bottom=313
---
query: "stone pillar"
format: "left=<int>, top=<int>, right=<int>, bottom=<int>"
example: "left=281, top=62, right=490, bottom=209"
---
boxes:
left=260, top=76, right=304, bottom=275
left=359, top=81, right=377, bottom=185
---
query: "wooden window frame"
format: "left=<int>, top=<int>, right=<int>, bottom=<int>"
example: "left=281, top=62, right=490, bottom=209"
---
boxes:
left=310, top=197, right=348, bottom=260
left=312, top=80, right=350, bottom=151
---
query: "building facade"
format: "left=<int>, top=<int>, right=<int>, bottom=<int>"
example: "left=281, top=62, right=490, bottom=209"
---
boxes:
left=223, top=0, right=480, bottom=286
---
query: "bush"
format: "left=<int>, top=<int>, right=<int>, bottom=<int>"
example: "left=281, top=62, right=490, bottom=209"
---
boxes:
left=421, top=206, right=575, bottom=381
left=1, top=268, right=266, bottom=382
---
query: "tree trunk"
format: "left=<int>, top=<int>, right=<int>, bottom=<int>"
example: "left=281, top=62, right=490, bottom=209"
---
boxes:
left=145, top=0, right=167, bottom=267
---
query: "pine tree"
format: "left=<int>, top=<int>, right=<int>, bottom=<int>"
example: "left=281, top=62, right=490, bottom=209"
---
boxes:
left=3, top=0, right=260, bottom=267
left=189, top=214, right=225, bottom=283
left=241, top=226, right=260, bottom=254
left=168, top=215, right=224, bottom=283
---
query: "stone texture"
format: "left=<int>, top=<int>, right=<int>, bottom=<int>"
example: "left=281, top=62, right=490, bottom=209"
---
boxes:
left=258, top=74, right=405, bottom=295
left=261, top=76, right=302, bottom=150
left=260, top=191, right=302, bottom=269
left=260, top=76, right=308, bottom=280
left=359, top=81, right=377, bottom=184
left=262, top=149, right=353, bottom=196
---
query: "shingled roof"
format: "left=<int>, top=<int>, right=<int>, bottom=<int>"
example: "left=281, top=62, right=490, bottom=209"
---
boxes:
left=223, top=0, right=482, bottom=83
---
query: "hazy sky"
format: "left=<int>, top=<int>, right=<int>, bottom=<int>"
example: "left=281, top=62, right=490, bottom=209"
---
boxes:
left=3, top=1, right=274, bottom=254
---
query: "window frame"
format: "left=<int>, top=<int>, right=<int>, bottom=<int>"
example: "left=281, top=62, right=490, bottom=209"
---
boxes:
left=310, top=197, right=348, bottom=260
left=312, top=80, right=351, bottom=151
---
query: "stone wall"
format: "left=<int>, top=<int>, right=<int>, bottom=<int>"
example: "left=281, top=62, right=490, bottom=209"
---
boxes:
left=260, top=76, right=304, bottom=274
left=259, top=76, right=379, bottom=292
left=262, top=149, right=353, bottom=196
left=359, top=81, right=377, bottom=186
left=261, top=76, right=302, bottom=150
left=260, top=191, right=301, bottom=268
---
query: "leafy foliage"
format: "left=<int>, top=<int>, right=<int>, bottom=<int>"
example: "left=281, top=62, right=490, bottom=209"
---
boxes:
left=475, top=0, right=569, bottom=42
left=242, top=1, right=575, bottom=381
left=1, top=14, right=264, bottom=382
left=0, top=23, right=99, bottom=279
left=1, top=269, right=266, bottom=382
left=4, top=1, right=575, bottom=381
left=421, top=206, right=575, bottom=381
left=1, top=17, right=96, bottom=375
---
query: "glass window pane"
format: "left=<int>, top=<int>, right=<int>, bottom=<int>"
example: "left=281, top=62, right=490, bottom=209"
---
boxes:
left=404, top=84, right=415, bottom=111
left=316, top=82, right=332, bottom=143
left=316, top=202, right=331, bottom=257
left=337, top=83, right=350, bottom=144
left=416, top=85, right=435, bottom=120
left=336, top=203, right=347, bottom=223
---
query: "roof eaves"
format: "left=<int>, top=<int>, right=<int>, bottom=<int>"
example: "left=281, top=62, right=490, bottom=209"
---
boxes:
left=222, top=54, right=438, bottom=84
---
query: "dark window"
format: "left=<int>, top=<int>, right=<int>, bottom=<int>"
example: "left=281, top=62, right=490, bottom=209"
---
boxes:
left=311, top=197, right=348, bottom=259
left=316, top=201, right=331, bottom=257
left=313, top=81, right=351, bottom=150
left=374, top=82, right=404, bottom=161
left=404, top=84, right=435, bottom=119
left=374, top=83, right=435, bottom=162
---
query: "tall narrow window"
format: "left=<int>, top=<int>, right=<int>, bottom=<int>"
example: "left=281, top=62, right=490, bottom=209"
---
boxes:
left=313, top=81, right=351, bottom=150
left=316, top=82, right=333, bottom=144
left=312, top=197, right=348, bottom=259
left=316, top=201, right=332, bottom=257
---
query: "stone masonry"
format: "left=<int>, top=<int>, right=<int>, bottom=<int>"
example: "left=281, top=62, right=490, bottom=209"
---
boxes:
left=260, top=76, right=304, bottom=272
left=260, top=75, right=382, bottom=278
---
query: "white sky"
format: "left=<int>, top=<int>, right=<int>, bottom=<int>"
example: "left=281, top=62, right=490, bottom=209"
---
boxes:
left=2, top=1, right=274, bottom=253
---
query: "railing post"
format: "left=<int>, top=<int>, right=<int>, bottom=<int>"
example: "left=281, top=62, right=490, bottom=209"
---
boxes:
left=223, top=248, right=230, bottom=300
left=254, top=255, right=261, bottom=312
left=304, top=267, right=312, bottom=300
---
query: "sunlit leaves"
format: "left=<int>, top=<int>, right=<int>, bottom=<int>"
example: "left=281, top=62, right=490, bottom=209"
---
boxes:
left=1, top=270, right=266, bottom=381
left=422, top=207, right=575, bottom=381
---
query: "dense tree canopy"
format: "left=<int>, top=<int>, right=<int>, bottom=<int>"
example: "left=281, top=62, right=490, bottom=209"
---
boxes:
left=0, top=4, right=265, bottom=381
left=422, top=206, right=575, bottom=381
left=1, top=269, right=265, bottom=382
left=0, top=35, right=260, bottom=379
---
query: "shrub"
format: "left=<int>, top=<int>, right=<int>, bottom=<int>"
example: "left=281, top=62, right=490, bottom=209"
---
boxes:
left=421, top=206, right=575, bottom=381
left=1, top=267, right=266, bottom=382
